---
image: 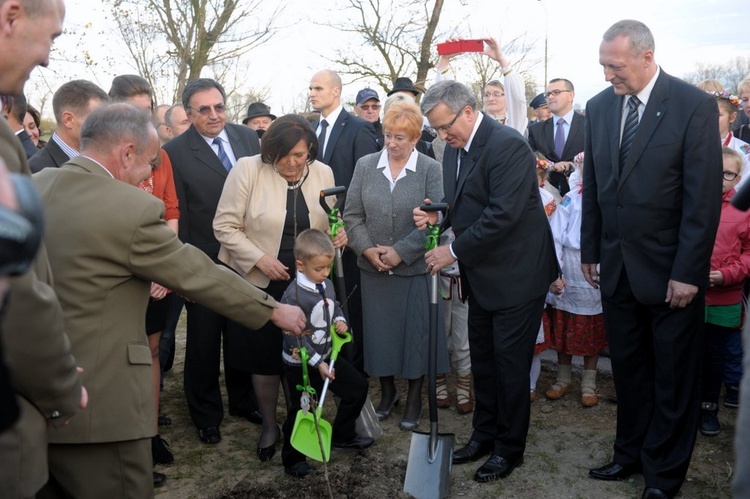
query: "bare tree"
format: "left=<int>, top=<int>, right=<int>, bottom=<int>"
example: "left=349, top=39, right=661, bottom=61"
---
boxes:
left=323, top=0, right=445, bottom=98
left=683, top=57, right=750, bottom=93
left=108, top=0, right=283, bottom=103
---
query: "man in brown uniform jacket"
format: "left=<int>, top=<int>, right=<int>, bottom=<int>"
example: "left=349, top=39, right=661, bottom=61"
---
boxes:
left=34, top=103, right=306, bottom=498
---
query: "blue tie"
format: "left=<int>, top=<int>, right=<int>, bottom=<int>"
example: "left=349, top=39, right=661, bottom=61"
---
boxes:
left=213, top=137, right=233, bottom=172
left=619, top=96, right=641, bottom=172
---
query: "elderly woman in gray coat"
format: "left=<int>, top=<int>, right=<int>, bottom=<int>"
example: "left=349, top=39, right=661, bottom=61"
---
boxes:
left=344, top=100, right=448, bottom=431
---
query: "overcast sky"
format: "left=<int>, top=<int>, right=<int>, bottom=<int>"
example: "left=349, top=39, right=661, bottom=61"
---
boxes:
left=27, top=0, right=749, bottom=117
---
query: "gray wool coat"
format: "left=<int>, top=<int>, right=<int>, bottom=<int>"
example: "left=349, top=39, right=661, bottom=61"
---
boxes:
left=344, top=149, right=444, bottom=276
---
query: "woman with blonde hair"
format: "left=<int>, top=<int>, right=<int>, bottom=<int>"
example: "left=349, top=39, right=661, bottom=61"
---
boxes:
left=344, top=100, right=448, bottom=431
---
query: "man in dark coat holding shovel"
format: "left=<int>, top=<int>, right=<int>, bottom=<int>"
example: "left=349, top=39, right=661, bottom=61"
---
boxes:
left=415, top=80, right=558, bottom=483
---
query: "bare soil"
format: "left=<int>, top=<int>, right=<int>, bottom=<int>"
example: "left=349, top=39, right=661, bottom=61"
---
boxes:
left=155, top=318, right=735, bottom=498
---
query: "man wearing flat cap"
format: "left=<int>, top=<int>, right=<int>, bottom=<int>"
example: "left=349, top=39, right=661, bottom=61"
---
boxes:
left=354, top=88, right=383, bottom=146
left=242, top=102, right=276, bottom=138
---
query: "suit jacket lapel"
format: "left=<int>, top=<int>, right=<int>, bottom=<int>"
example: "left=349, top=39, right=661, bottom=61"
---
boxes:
left=619, top=72, right=668, bottom=186
left=544, top=118, right=556, bottom=159
left=444, top=146, right=458, bottom=207
left=454, top=116, right=488, bottom=201
left=226, top=124, right=249, bottom=159
left=187, top=126, right=228, bottom=179
left=323, top=111, right=348, bottom=164
left=563, top=113, right=583, bottom=159
left=607, top=95, right=623, bottom=183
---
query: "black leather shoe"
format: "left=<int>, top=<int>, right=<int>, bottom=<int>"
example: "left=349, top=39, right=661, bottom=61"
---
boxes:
left=257, top=425, right=281, bottom=462
left=589, top=461, right=640, bottom=481
left=332, top=435, right=375, bottom=450
left=152, top=435, right=174, bottom=465
left=198, top=426, right=221, bottom=444
left=473, top=454, right=523, bottom=482
left=257, top=443, right=276, bottom=462
left=153, top=471, right=167, bottom=488
left=229, top=408, right=263, bottom=425
left=453, top=440, right=493, bottom=464
left=642, top=487, right=672, bottom=498
left=285, top=461, right=316, bottom=478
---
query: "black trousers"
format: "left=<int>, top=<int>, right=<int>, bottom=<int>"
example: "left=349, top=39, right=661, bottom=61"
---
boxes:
left=182, top=302, right=255, bottom=429
left=602, top=268, right=704, bottom=496
left=341, top=248, right=365, bottom=374
left=281, top=356, right=368, bottom=467
left=467, top=293, right=545, bottom=461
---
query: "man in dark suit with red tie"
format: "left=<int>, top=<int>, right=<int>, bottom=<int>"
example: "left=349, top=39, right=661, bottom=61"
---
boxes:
left=163, top=78, right=262, bottom=444
left=527, top=78, right=584, bottom=196
left=415, top=80, right=558, bottom=483
left=582, top=20, right=722, bottom=499
left=308, top=70, right=379, bottom=372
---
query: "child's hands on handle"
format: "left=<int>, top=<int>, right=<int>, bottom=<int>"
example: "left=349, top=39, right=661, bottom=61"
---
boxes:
left=334, top=320, right=348, bottom=334
left=318, top=361, right=335, bottom=381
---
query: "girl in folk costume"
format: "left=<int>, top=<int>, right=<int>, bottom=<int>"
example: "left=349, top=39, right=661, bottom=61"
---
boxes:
left=530, top=156, right=565, bottom=401
left=545, top=153, right=607, bottom=407
left=708, top=90, right=750, bottom=192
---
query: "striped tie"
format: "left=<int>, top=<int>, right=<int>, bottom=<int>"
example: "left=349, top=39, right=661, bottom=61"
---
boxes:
left=213, top=137, right=233, bottom=172
left=619, top=96, right=641, bottom=172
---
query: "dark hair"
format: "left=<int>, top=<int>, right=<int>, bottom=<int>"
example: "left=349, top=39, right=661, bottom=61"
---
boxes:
left=260, top=114, right=318, bottom=166
left=0, top=95, right=12, bottom=117
left=294, top=229, right=334, bottom=262
left=26, top=104, right=41, bottom=128
left=181, top=78, right=226, bottom=110
left=80, top=102, right=154, bottom=154
left=549, top=78, right=575, bottom=91
left=108, top=75, right=153, bottom=110
left=8, top=94, right=28, bottom=123
left=52, top=80, right=109, bottom=124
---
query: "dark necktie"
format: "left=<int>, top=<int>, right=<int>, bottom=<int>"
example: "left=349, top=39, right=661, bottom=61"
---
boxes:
left=554, top=118, right=566, bottom=158
left=456, top=148, right=467, bottom=182
left=316, top=283, right=330, bottom=321
left=619, top=96, right=641, bottom=171
left=317, top=119, right=329, bottom=160
left=213, top=137, right=232, bottom=172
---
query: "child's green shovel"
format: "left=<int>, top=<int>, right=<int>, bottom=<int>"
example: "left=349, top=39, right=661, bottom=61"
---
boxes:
left=290, top=329, right=352, bottom=462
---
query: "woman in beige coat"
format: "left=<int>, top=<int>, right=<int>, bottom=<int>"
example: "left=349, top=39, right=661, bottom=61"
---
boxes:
left=214, top=114, right=346, bottom=461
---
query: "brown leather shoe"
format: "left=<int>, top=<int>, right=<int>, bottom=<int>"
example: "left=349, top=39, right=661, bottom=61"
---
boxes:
left=581, top=389, right=599, bottom=407
left=436, top=374, right=450, bottom=409
left=456, top=373, right=474, bottom=414
left=545, top=382, right=571, bottom=400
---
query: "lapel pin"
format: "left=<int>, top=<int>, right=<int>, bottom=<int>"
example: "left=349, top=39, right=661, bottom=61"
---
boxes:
left=656, top=112, right=661, bottom=117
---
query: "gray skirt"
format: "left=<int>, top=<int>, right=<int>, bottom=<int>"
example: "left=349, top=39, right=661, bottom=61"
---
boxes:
left=361, top=270, right=449, bottom=378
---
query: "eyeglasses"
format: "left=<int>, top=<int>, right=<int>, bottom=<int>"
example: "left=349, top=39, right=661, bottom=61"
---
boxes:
left=434, top=109, right=463, bottom=133
left=545, top=89, right=572, bottom=98
left=483, top=92, right=505, bottom=99
left=187, top=104, right=226, bottom=116
left=359, top=104, right=381, bottom=111
left=723, top=170, right=740, bottom=181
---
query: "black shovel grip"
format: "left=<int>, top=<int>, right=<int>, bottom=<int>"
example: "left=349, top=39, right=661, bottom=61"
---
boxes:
left=420, top=202, right=448, bottom=213
left=320, top=186, right=347, bottom=213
